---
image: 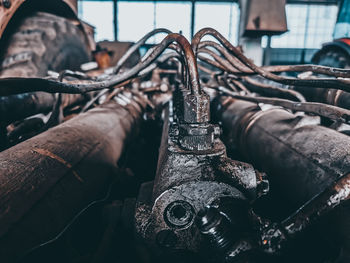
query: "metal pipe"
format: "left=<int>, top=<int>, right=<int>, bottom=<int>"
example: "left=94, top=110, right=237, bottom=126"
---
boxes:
left=213, top=96, right=350, bottom=210
left=242, top=76, right=306, bottom=102
left=198, top=40, right=350, bottom=78
left=281, top=172, right=350, bottom=238
left=0, top=34, right=201, bottom=97
left=0, top=92, right=87, bottom=124
left=0, top=96, right=145, bottom=262
left=295, top=87, right=350, bottom=110
left=218, top=87, right=350, bottom=124
left=113, top=28, right=172, bottom=73
left=192, top=27, right=350, bottom=91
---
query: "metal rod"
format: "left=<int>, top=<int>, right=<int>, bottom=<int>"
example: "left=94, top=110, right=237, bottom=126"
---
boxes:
left=113, top=0, right=118, bottom=40
left=192, top=27, right=350, bottom=91
left=190, top=0, right=195, bottom=38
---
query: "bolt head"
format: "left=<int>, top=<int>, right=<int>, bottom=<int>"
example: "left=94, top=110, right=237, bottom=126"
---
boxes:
left=164, top=200, right=195, bottom=228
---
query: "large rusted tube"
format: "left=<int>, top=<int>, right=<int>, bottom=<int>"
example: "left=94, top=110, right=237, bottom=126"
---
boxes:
left=213, top=96, right=350, bottom=210
left=0, top=96, right=145, bottom=262
left=0, top=92, right=88, bottom=124
left=295, top=87, right=350, bottom=110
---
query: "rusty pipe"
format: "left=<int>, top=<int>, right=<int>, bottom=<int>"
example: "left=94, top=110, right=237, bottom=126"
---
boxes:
left=0, top=96, right=145, bottom=262
left=0, top=92, right=88, bottom=124
left=281, top=172, right=350, bottom=238
left=213, top=96, right=350, bottom=260
left=0, top=34, right=201, bottom=97
left=295, top=87, right=350, bottom=110
left=213, top=96, right=350, bottom=211
left=113, top=28, right=172, bottom=74
left=192, top=28, right=350, bottom=92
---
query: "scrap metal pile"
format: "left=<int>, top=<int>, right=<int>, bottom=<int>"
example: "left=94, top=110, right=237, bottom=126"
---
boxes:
left=1, top=28, right=350, bottom=263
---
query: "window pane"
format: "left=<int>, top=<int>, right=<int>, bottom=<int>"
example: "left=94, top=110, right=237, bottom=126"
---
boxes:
left=270, top=5, right=308, bottom=48
left=78, top=1, right=114, bottom=42
left=230, top=3, right=240, bottom=46
left=304, top=5, right=337, bottom=48
left=195, top=2, right=239, bottom=45
left=118, top=2, right=155, bottom=43
left=269, top=4, right=338, bottom=49
left=155, top=2, right=191, bottom=42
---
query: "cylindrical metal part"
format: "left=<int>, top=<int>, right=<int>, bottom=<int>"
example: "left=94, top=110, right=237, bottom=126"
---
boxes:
left=213, top=96, right=350, bottom=210
left=0, top=98, right=145, bottom=262
left=295, top=87, right=350, bottom=110
left=0, top=92, right=88, bottom=124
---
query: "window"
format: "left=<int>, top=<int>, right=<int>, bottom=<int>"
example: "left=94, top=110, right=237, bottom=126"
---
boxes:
left=117, top=2, right=155, bottom=43
left=78, top=0, right=239, bottom=44
left=194, top=2, right=240, bottom=45
left=154, top=2, right=191, bottom=42
left=117, top=1, right=191, bottom=43
left=78, top=1, right=114, bottom=41
left=264, top=4, right=338, bottom=49
left=305, top=5, right=337, bottom=48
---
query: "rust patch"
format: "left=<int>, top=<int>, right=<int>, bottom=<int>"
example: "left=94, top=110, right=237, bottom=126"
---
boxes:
left=32, top=148, right=84, bottom=183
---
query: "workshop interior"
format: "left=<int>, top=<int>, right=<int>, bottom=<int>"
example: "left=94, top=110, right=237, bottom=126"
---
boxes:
left=1, top=0, right=350, bottom=262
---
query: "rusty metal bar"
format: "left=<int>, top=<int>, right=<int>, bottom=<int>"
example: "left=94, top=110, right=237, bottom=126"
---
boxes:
left=0, top=97, right=145, bottom=262
left=282, top=172, right=350, bottom=238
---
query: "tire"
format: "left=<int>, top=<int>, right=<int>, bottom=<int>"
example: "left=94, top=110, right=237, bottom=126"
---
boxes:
left=0, top=12, right=91, bottom=150
left=0, top=11, right=90, bottom=77
left=312, top=49, right=350, bottom=69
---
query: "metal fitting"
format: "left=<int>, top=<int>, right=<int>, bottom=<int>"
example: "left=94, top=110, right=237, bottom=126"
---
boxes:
left=183, top=93, right=210, bottom=124
left=196, top=206, right=235, bottom=252
left=178, top=123, right=216, bottom=151
left=164, top=200, right=195, bottom=228
left=256, top=171, right=270, bottom=198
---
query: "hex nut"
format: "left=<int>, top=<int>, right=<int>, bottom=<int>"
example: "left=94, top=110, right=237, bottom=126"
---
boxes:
left=183, top=93, right=210, bottom=123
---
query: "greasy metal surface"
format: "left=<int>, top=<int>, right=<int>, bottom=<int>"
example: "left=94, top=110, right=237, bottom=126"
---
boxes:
left=282, top=172, right=350, bottom=238
left=214, top=96, right=350, bottom=210
left=135, top=104, right=262, bottom=252
left=2, top=25, right=350, bottom=262
left=0, top=97, right=145, bottom=262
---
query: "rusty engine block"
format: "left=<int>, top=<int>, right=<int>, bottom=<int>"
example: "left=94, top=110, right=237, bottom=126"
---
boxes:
left=1, top=28, right=350, bottom=263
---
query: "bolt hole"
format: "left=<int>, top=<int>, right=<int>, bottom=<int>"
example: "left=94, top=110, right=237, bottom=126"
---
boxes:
left=171, top=204, right=187, bottom=220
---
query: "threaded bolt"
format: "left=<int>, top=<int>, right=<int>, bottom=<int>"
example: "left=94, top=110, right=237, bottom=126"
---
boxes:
left=195, top=206, right=235, bottom=252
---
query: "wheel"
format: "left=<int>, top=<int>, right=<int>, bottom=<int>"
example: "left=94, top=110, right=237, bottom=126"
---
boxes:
left=0, top=11, right=91, bottom=150
left=0, top=11, right=91, bottom=77
left=312, top=48, right=350, bottom=69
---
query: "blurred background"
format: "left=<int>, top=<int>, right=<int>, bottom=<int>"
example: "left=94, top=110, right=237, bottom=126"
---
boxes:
left=77, top=0, right=339, bottom=65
